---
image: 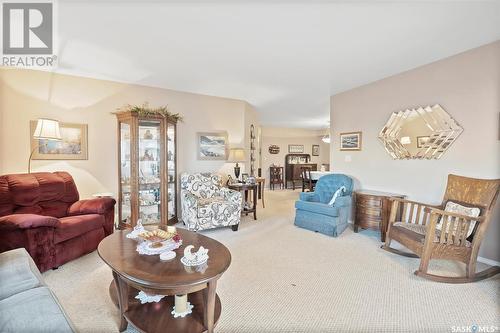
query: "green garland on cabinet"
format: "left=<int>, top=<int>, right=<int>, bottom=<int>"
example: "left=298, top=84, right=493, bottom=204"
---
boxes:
left=115, top=103, right=183, bottom=122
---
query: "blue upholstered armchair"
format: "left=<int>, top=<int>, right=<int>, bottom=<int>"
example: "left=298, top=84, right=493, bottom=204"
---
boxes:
left=294, top=174, right=353, bottom=237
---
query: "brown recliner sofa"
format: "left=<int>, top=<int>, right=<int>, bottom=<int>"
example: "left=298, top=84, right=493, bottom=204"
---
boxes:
left=0, top=171, right=115, bottom=272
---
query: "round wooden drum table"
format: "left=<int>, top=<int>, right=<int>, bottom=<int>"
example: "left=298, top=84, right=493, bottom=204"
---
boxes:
left=98, top=229, right=231, bottom=333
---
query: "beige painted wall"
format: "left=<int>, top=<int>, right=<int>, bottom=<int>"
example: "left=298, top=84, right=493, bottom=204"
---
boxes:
left=330, top=41, right=500, bottom=262
left=0, top=69, right=257, bottom=203
left=261, top=127, right=330, bottom=187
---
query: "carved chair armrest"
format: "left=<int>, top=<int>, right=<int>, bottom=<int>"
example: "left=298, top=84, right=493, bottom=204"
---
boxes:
left=388, top=197, right=441, bottom=209
left=388, top=198, right=443, bottom=227
left=387, top=199, right=442, bottom=238
left=423, top=207, right=485, bottom=221
left=422, top=207, right=483, bottom=246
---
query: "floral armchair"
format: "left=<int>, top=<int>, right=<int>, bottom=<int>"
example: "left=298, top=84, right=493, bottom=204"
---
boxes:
left=180, top=173, right=242, bottom=231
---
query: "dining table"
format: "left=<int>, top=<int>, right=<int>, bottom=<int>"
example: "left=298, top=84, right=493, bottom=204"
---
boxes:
left=309, top=171, right=334, bottom=181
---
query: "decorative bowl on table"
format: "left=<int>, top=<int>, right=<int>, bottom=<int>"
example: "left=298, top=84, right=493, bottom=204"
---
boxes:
left=136, top=228, right=182, bottom=255
left=138, top=229, right=178, bottom=246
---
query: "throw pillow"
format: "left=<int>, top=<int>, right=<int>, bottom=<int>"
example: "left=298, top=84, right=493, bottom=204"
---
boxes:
left=328, top=186, right=346, bottom=206
left=435, top=201, right=480, bottom=238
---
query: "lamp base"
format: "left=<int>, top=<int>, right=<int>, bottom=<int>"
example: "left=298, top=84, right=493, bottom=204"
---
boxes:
left=234, top=164, right=241, bottom=180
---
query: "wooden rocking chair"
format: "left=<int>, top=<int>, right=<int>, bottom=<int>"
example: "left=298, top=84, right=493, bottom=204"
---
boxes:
left=382, top=174, right=500, bottom=283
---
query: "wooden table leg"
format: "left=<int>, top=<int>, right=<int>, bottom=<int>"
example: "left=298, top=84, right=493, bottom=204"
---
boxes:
left=252, top=186, right=257, bottom=220
left=244, top=189, right=249, bottom=216
left=204, top=279, right=218, bottom=333
left=261, top=180, right=265, bottom=208
left=112, top=271, right=129, bottom=332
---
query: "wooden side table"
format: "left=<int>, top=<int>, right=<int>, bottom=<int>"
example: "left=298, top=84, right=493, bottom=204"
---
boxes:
left=98, top=229, right=231, bottom=333
left=353, top=190, right=405, bottom=242
left=228, top=183, right=257, bottom=220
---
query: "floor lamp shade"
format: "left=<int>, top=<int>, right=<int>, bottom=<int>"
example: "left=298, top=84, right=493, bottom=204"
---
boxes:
left=228, top=148, right=246, bottom=179
left=33, top=118, right=62, bottom=140
left=29, top=118, right=62, bottom=172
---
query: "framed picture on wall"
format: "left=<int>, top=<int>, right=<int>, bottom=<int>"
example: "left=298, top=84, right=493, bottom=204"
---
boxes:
left=197, top=131, right=228, bottom=160
left=416, top=136, right=430, bottom=148
left=268, top=145, right=280, bottom=154
left=312, top=144, right=320, bottom=156
left=288, top=144, right=304, bottom=153
left=241, top=173, right=249, bottom=183
left=30, top=121, right=88, bottom=160
left=339, top=131, right=362, bottom=151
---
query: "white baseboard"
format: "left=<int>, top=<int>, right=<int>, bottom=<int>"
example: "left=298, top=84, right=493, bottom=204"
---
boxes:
left=477, top=256, right=500, bottom=266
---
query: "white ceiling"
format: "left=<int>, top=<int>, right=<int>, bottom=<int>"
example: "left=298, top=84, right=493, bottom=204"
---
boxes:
left=53, top=1, right=500, bottom=129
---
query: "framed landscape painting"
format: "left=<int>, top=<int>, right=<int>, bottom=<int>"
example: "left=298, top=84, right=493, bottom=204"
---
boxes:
left=197, top=131, right=228, bottom=160
left=30, top=121, right=88, bottom=160
left=339, top=131, right=362, bottom=151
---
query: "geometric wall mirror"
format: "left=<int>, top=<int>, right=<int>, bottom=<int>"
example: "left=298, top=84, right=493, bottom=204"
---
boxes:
left=378, top=104, right=463, bottom=159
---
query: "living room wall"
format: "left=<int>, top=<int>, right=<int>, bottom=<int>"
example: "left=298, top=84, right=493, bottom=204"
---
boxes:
left=330, top=41, right=500, bottom=262
left=0, top=69, right=257, bottom=200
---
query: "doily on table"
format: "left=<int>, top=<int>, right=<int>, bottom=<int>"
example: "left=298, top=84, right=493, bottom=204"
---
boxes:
left=135, top=291, right=165, bottom=304
left=171, top=302, right=194, bottom=318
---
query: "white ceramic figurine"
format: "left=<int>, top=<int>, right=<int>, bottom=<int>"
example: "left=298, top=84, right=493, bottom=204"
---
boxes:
left=181, top=245, right=209, bottom=266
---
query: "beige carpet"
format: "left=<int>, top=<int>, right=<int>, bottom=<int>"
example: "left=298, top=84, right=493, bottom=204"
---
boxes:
left=43, top=190, right=500, bottom=333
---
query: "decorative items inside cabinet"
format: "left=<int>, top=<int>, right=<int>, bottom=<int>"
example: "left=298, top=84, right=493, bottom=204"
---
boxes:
left=166, top=121, right=177, bottom=223
left=249, top=124, right=256, bottom=176
left=115, top=108, right=178, bottom=229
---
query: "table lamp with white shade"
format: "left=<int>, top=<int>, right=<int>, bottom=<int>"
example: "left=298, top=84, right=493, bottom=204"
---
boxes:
left=227, top=148, right=246, bottom=180
left=29, top=118, right=62, bottom=172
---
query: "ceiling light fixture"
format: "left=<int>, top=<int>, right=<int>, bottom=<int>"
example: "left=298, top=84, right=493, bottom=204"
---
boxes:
left=321, top=124, right=331, bottom=143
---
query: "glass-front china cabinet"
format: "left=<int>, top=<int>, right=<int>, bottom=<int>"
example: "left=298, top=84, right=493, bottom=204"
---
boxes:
left=116, top=111, right=177, bottom=229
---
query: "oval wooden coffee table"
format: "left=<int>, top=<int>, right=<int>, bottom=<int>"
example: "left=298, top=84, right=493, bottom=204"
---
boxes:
left=98, top=228, right=231, bottom=333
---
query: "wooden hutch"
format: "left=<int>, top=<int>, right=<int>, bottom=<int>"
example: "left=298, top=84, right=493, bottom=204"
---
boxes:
left=285, top=153, right=317, bottom=189
left=116, top=111, right=178, bottom=229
